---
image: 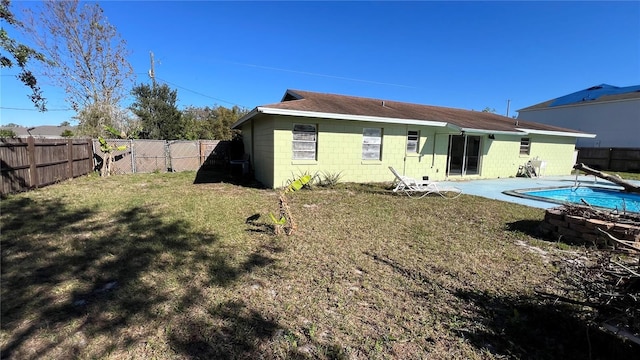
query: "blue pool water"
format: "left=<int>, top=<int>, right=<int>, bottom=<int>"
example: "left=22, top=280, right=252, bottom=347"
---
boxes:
left=518, top=186, right=640, bottom=212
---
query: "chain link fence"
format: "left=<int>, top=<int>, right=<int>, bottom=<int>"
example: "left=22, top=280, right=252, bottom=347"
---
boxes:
left=93, top=139, right=231, bottom=174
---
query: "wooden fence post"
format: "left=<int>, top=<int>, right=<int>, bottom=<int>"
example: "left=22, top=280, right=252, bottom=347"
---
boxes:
left=27, top=136, right=38, bottom=189
left=199, top=140, right=205, bottom=166
left=67, top=139, right=74, bottom=179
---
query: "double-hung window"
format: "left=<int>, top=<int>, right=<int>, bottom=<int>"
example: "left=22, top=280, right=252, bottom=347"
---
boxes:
left=407, top=130, right=419, bottom=153
left=292, top=124, right=317, bottom=160
left=520, top=138, right=530, bottom=155
left=362, top=128, right=382, bottom=160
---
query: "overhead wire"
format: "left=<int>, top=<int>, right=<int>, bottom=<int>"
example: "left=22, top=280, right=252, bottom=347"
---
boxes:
left=153, top=76, right=249, bottom=108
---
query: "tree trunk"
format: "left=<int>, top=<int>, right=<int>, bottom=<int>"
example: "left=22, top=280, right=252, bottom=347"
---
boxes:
left=574, top=163, right=640, bottom=194
left=101, top=153, right=112, bottom=177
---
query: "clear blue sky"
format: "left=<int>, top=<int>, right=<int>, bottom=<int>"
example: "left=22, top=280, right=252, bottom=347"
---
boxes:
left=1, top=1, right=639, bottom=127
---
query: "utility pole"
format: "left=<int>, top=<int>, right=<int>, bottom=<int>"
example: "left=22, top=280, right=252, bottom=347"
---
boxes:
left=149, top=51, right=156, bottom=86
left=506, top=99, right=511, bottom=118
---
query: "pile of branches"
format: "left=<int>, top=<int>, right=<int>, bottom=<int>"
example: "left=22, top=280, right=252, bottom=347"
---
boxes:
left=561, top=203, right=640, bottom=225
left=552, top=246, right=640, bottom=345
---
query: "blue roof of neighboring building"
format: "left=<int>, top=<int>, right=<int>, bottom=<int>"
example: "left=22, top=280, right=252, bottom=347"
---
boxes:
left=518, top=83, right=640, bottom=112
left=550, top=84, right=640, bottom=107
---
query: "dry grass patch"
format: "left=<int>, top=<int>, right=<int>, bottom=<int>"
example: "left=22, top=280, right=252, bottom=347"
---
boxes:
left=1, top=172, right=637, bottom=359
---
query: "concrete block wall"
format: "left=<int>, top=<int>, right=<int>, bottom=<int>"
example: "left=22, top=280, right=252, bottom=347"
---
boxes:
left=539, top=207, right=640, bottom=248
left=248, top=114, right=584, bottom=189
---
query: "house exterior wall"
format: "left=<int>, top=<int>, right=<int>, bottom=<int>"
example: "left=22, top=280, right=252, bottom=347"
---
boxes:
left=517, top=99, right=640, bottom=148
left=241, top=117, right=276, bottom=188
left=479, top=134, right=577, bottom=178
left=244, top=115, right=581, bottom=189
left=271, top=116, right=429, bottom=188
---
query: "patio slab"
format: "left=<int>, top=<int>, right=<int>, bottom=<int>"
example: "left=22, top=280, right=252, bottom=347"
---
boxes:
left=439, top=175, right=637, bottom=210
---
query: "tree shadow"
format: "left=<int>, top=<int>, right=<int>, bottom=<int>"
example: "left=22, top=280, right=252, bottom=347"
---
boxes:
left=1, top=159, right=30, bottom=196
left=505, top=219, right=546, bottom=237
left=169, top=299, right=281, bottom=359
left=245, top=213, right=275, bottom=234
left=366, top=251, right=639, bottom=359
left=451, top=289, right=639, bottom=359
left=0, top=194, right=279, bottom=359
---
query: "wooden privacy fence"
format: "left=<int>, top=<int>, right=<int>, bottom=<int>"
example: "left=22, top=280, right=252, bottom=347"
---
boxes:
left=1, top=137, right=93, bottom=195
left=1, top=138, right=235, bottom=195
left=576, top=147, right=640, bottom=172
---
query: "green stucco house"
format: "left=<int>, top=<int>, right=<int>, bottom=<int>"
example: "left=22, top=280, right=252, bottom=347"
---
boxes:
left=231, top=90, right=595, bottom=189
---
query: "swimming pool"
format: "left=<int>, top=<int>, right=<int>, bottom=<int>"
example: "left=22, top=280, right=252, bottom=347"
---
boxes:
left=504, top=186, right=640, bottom=213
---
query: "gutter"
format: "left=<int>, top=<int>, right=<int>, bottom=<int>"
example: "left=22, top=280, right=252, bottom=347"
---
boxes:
left=458, top=128, right=527, bottom=136
left=516, top=128, right=596, bottom=138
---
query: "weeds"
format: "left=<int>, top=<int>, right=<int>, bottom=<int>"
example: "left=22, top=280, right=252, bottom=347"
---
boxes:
left=316, top=170, right=344, bottom=188
left=1, top=171, right=638, bottom=359
left=269, top=174, right=312, bottom=235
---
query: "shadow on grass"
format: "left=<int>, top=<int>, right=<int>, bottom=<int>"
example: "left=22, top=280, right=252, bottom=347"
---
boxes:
left=193, top=166, right=264, bottom=189
left=451, top=289, right=639, bottom=359
left=505, top=219, right=545, bottom=237
left=0, top=195, right=284, bottom=359
left=169, top=299, right=280, bottom=359
left=245, top=213, right=276, bottom=234
left=367, top=252, right=639, bottom=359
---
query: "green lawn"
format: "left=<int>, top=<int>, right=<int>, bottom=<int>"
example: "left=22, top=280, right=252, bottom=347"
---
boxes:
left=1, top=171, right=637, bottom=359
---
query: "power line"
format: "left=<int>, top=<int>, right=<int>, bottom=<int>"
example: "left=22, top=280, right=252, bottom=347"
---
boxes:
left=154, top=76, right=249, bottom=108
left=215, top=59, right=418, bottom=89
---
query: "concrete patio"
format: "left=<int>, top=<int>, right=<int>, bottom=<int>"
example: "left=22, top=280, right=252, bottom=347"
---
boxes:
left=439, top=174, right=637, bottom=210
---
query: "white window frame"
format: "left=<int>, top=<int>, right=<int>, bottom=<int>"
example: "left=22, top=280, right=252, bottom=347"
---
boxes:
left=407, top=130, right=419, bottom=153
left=292, top=124, right=317, bottom=160
left=362, top=127, right=382, bottom=160
left=520, top=137, right=530, bottom=155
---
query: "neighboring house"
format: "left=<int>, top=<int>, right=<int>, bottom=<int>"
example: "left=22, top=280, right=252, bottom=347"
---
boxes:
left=517, top=84, right=640, bottom=148
left=0, top=125, right=76, bottom=139
left=232, top=89, right=595, bottom=189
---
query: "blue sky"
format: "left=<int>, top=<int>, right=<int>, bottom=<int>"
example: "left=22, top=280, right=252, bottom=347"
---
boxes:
left=1, top=1, right=639, bottom=127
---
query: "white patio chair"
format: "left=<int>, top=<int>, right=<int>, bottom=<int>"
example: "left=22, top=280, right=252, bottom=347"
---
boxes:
left=388, top=166, right=462, bottom=199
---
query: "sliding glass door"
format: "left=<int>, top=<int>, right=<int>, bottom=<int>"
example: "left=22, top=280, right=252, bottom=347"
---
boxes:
left=447, top=134, right=481, bottom=176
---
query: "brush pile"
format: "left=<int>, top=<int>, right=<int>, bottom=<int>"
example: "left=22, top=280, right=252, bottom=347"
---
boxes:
left=553, top=246, right=639, bottom=345
left=548, top=203, right=640, bottom=345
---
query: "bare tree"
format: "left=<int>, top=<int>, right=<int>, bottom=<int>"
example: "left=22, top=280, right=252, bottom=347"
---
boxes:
left=22, top=0, right=134, bottom=136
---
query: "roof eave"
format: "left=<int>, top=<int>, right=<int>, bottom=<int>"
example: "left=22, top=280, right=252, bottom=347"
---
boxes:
left=231, top=108, right=259, bottom=129
left=459, top=128, right=527, bottom=136
left=515, top=128, right=596, bottom=138
left=257, top=107, right=450, bottom=127
left=517, top=96, right=640, bottom=113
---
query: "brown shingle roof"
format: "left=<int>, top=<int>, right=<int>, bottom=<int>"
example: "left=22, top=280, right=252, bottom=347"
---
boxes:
left=253, top=89, right=587, bottom=135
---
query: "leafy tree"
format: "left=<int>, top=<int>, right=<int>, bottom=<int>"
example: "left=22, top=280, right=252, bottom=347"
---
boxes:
left=130, top=83, right=183, bottom=140
left=2, top=122, right=20, bottom=127
left=0, top=129, right=16, bottom=138
left=181, top=105, right=248, bottom=140
left=0, top=0, right=47, bottom=111
left=98, top=125, right=127, bottom=177
left=60, top=129, right=74, bottom=138
left=60, top=121, right=70, bottom=126
left=21, top=0, right=134, bottom=135
left=181, top=106, right=214, bottom=140
left=482, top=107, right=497, bottom=113
left=75, top=102, right=137, bottom=138
left=210, top=105, right=247, bottom=140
